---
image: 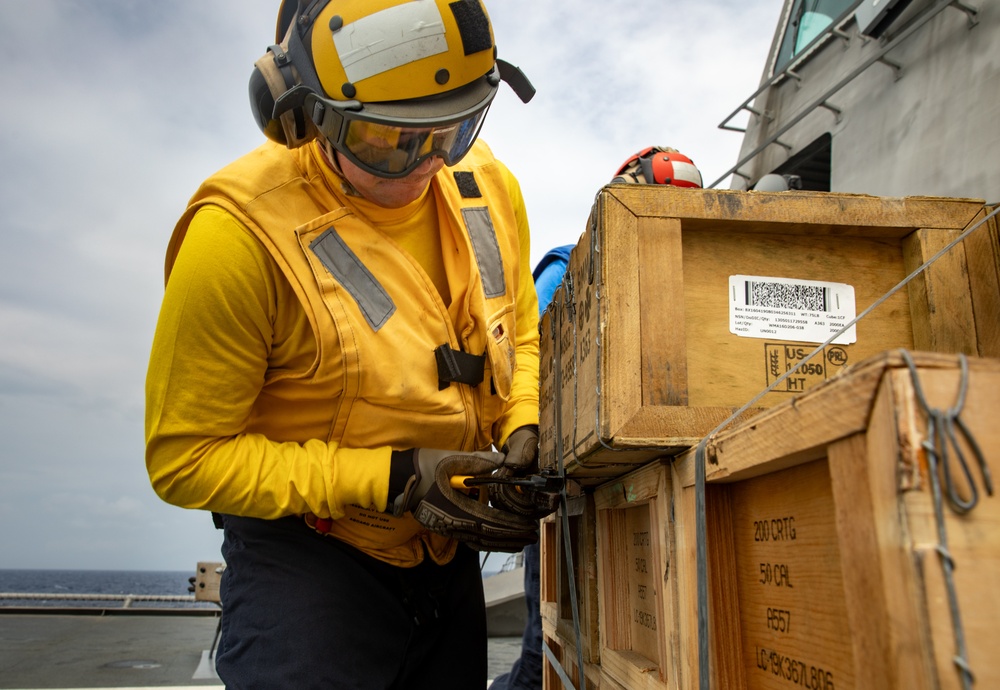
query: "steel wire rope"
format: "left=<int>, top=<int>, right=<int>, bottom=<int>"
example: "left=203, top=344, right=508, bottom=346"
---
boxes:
left=539, top=266, right=586, bottom=690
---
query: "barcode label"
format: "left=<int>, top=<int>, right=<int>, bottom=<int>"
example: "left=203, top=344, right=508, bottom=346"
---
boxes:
left=729, top=275, right=856, bottom=344
left=745, top=280, right=829, bottom=312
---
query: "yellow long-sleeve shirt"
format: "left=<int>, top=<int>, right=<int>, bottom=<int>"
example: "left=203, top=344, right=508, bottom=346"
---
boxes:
left=145, top=140, right=539, bottom=564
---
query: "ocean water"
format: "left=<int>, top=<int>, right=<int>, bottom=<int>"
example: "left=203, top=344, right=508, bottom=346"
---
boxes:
left=0, top=567, right=516, bottom=607
left=0, top=569, right=214, bottom=609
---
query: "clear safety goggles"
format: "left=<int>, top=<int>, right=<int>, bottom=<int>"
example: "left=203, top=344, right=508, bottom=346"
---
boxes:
left=339, top=111, right=488, bottom=177
left=305, top=88, right=493, bottom=179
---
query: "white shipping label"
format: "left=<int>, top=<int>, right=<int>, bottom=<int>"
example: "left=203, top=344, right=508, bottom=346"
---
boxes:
left=729, top=275, right=857, bottom=344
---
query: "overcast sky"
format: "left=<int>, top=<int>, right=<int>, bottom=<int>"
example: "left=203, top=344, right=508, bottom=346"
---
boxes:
left=0, top=0, right=782, bottom=572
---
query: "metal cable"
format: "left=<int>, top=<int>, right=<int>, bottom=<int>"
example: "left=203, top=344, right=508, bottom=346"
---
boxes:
left=562, top=271, right=588, bottom=690
left=0, top=593, right=200, bottom=607
left=902, top=351, right=993, bottom=515
left=545, top=271, right=586, bottom=690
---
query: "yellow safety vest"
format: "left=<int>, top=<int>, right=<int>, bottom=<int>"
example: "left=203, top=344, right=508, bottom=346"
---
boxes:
left=166, top=139, right=527, bottom=565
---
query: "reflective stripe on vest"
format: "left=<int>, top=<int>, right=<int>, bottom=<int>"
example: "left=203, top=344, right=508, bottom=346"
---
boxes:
left=463, top=207, right=506, bottom=299
left=309, top=227, right=396, bottom=331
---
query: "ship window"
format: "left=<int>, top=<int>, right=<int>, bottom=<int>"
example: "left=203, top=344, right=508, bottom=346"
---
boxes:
left=774, top=0, right=858, bottom=72
left=772, top=133, right=832, bottom=191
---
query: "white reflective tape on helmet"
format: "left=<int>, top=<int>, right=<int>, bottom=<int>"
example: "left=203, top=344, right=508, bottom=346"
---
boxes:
left=334, top=1, right=448, bottom=84
left=671, top=161, right=703, bottom=187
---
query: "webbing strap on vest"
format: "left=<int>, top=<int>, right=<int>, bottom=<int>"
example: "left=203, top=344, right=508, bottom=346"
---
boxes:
left=434, top=344, right=485, bottom=390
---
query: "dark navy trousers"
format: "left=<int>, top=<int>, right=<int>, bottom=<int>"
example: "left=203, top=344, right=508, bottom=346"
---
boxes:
left=487, top=541, right=542, bottom=690
left=215, top=515, right=487, bottom=689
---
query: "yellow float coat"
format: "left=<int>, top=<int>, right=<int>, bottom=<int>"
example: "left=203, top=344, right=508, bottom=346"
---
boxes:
left=145, top=139, right=539, bottom=566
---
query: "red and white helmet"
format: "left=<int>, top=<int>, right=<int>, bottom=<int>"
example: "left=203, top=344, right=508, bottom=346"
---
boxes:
left=612, top=146, right=703, bottom=187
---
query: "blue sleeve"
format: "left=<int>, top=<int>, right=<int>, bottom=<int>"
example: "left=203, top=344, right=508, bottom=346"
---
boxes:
left=531, top=245, right=574, bottom=314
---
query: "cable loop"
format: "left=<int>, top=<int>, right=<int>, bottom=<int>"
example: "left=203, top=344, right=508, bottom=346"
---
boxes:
left=903, top=351, right=993, bottom=515
left=901, top=349, right=989, bottom=690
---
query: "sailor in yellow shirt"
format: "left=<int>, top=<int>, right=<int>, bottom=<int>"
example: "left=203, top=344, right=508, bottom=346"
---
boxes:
left=144, top=1, right=552, bottom=687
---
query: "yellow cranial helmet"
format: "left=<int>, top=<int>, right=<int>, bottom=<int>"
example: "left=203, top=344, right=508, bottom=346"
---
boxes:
left=250, top=0, right=534, bottom=177
left=308, top=0, right=496, bottom=104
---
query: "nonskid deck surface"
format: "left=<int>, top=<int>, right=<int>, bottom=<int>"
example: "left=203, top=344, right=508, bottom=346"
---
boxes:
left=0, top=611, right=522, bottom=689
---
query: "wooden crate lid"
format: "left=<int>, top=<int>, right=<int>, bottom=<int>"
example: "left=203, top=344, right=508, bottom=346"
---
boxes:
left=602, top=186, right=985, bottom=234
left=690, top=350, right=1000, bottom=485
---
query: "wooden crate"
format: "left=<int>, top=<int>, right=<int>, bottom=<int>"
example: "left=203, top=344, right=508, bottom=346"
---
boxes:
left=540, top=494, right=602, bottom=666
left=963, top=203, right=1000, bottom=357
left=538, top=187, right=986, bottom=480
left=592, top=459, right=681, bottom=690
left=670, top=350, right=1000, bottom=690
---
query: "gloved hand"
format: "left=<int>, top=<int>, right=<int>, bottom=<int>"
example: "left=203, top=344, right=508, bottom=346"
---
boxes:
left=489, top=426, right=559, bottom=520
left=386, top=448, right=539, bottom=552
left=500, top=425, right=540, bottom=471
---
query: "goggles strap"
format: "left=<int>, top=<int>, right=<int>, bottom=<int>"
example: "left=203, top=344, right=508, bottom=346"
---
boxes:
left=285, top=4, right=327, bottom=96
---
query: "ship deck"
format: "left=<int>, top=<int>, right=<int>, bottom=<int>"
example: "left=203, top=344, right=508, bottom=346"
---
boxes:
left=0, top=608, right=522, bottom=689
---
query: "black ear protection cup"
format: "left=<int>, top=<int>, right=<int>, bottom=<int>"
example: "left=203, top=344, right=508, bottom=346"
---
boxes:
left=249, top=48, right=285, bottom=145
left=248, top=0, right=333, bottom=148
left=248, top=43, right=315, bottom=147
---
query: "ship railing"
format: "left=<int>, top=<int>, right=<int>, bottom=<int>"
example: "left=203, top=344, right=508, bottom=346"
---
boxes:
left=711, top=0, right=979, bottom=189
left=0, top=592, right=217, bottom=609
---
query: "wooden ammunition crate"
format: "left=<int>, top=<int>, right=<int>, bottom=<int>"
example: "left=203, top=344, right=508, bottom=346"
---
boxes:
left=538, top=187, right=987, bottom=480
left=668, top=350, right=1000, bottom=690
left=592, top=459, right=681, bottom=690
left=540, top=494, right=602, bottom=667
left=963, top=203, right=1000, bottom=357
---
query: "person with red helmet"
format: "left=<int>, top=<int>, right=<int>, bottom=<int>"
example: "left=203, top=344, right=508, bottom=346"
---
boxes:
left=611, top=145, right=704, bottom=187
left=145, top=1, right=552, bottom=687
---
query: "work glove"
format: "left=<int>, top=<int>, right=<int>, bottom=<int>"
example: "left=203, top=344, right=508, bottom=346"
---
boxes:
left=489, top=426, right=560, bottom=521
left=387, top=448, right=539, bottom=553
left=500, top=425, right=540, bottom=471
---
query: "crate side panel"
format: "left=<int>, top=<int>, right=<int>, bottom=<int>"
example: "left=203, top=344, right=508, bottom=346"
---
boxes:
left=730, top=459, right=855, bottom=690
left=600, top=193, right=644, bottom=444
left=637, top=215, right=688, bottom=407
left=595, top=462, right=676, bottom=689
left=903, top=228, right=978, bottom=355
left=538, top=305, right=559, bottom=473
left=963, top=205, right=1000, bottom=356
